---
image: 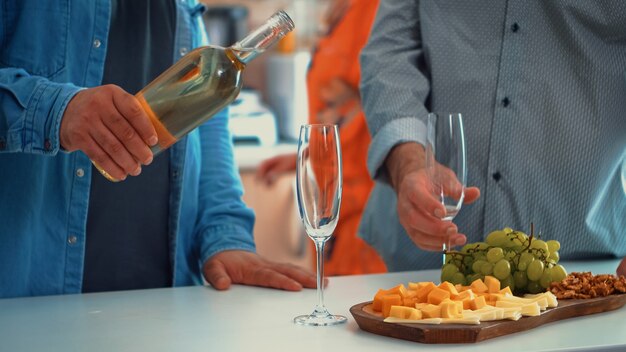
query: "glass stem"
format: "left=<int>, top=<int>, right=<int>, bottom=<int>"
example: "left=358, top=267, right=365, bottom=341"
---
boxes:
left=442, top=219, right=452, bottom=265
left=442, top=243, right=448, bottom=265
left=314, top=239, right=326, bottom=314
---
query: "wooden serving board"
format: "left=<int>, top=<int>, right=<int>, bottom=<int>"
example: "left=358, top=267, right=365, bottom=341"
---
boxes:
left=350, top=294, right=626, bottom=344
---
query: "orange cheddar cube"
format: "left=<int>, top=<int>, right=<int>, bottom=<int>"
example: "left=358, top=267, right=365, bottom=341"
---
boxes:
left=470, top=295, right=487, bottom=310
left=462, top=299, right=473, bottom=310
left=402, top=295, right=419, bottom=307
left=397, top=284, right=409, bottom=298
left=415, top=282, right=437, bottom=303
left=389, top=305, right=418, bottom=319
left=455, top=289, right=476, bottom=301
left=408, top=281, right=431, bottom=290
left=455, top=284, right=471, bottom=292
left=499, top=286, right=513, bottom=296
left=372, top=284, right=408, bottom=312
left=470, top=278, right=489, bottom=294
left=384, top=284, right=408, bottom=298
left=484, top=276, right=501, bottom=293
left=485, top=295, right=498, bottom=306
left=408, top=308, right=423, bottom=320
left=372, top=289, right=387, bottom=312
left=382, top=294, right=403, bottom=318
left=438, top=281, right=460, bottom=297
left=427, top=287, right=451, bottom=305
left=455, top=289, right=476, bottom=310
left=440, top=301, right=463, bottom=319
left=420, top=304, right=442, bottom=318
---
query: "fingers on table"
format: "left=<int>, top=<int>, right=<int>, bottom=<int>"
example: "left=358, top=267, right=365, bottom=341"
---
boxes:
left=245, top=267, right=304, bottom=291
left=204, top=260, right=233, bottom=291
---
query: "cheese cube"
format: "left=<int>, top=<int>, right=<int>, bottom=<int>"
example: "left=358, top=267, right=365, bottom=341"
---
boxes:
left=415, top=282, right=437, bottom=303
left=408, top=308, right=423, bottom=320
left=440, top=301, right=463, bottom=319
left=521, top=302, right=541, bottom=316
left=499, top=286, right=513, bottom=296
left=389, top=305, right=418, bottom=319
left=381, top=294, right=403, bottom=318
left=470, top=279, right=489, bottom=294
left=438, top=281, right=460, bottom=297
left=484, top=276, right=501, bottom=293
left=470, top=295, right=487, bottom=310
left=420, top=304, right=442, bottom=318
left=427, top=287, right=451, bottom=305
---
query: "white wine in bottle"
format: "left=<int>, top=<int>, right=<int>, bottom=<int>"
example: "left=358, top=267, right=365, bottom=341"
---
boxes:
left=96, top=10, right=295, bottom=181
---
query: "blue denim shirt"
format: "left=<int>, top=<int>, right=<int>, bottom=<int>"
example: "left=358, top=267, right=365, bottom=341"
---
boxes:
left=0, top=0, right=256, bottom=298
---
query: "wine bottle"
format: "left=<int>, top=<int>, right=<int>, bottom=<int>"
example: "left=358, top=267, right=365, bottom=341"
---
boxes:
left=96, top=10, right=295, bottom=181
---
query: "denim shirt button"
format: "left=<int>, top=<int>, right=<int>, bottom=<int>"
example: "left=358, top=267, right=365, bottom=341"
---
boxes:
left=67, top=235, right=78, bottom=245
left=44, top=139, right=52, bottom=151
left=179, top=47, right=188, bottom=57
left=93, top=39, right=102, bottom=48
left=76, top=168, right=85, bottom=178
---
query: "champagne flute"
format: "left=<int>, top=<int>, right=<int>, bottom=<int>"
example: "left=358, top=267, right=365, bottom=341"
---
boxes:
left=425, top=113, right=467, bottom=264
left=293, top=124, right=346, bottom=326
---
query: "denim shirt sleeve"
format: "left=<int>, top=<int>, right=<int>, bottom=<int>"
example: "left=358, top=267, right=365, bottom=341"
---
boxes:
left=194, top=108, right=256, bottom=266
left=177, top=0, right=256, bottom=267
left=0, top=68, right=81, bottom=154
left=359, top=0, right=429, bottom=183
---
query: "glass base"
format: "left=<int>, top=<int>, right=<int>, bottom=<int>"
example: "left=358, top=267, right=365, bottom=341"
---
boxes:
left=294, top=312, right=347, bottom=326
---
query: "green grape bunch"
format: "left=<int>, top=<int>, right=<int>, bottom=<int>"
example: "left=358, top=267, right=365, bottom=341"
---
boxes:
left=440, top=225, right=568, bottom=295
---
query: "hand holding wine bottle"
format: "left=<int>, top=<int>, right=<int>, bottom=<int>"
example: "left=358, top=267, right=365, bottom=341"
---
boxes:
left=60, top=84, right=158, bottom=181
left=61, top=11, right=294, bottom=182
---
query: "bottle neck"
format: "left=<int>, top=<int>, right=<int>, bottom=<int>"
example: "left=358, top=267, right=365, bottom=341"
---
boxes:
left=229, top=10, right=295, bottom=65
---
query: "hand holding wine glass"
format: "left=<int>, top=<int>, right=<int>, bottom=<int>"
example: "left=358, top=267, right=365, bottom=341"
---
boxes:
left=425, top=113, right=467, bottom=261
left=293, top=124, right=346, bottom=326
left=385, top=144, right=480, bottom=253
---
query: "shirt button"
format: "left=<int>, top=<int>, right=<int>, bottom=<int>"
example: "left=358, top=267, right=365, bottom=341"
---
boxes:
left=68, top=235, right=78, bottom=245
left=492, top=172, right=502, bottom=182
left=511, top=22, right=520, bottom=32
left=76, top=168, right=85, bottom=178
left=44, top=139, right=52, bottom=151
left=93, top=39, right=102, bottom=48
left=179, top=47, right=188, bottom=57
left=501, top=97, right=510, bottom=107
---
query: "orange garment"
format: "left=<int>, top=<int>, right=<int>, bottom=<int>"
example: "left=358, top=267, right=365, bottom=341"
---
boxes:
left=307, top=0, right=386, bottom=275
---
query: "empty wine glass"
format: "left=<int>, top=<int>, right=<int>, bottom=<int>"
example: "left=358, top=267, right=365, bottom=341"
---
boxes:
left=425, top=113, right=467, bottom=263
left=293, top=124, right=346, bottom=326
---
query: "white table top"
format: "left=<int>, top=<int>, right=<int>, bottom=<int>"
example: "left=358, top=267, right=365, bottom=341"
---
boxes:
left=1, top=259, right=625, bottom=352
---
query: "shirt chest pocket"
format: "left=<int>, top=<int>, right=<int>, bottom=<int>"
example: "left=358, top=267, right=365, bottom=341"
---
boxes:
left=0, top=0, right=69, bottom=78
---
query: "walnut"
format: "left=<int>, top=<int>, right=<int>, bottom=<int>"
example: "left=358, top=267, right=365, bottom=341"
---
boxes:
left=549, top=271, right=626, bottom=299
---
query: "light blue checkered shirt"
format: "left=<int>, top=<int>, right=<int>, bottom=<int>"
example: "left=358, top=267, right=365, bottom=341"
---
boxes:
left=359, top=0, right=626, bottom=271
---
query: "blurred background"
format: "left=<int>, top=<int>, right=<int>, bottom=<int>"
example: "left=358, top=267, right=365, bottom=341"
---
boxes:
left=199, top=0, right=334, bottom=270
